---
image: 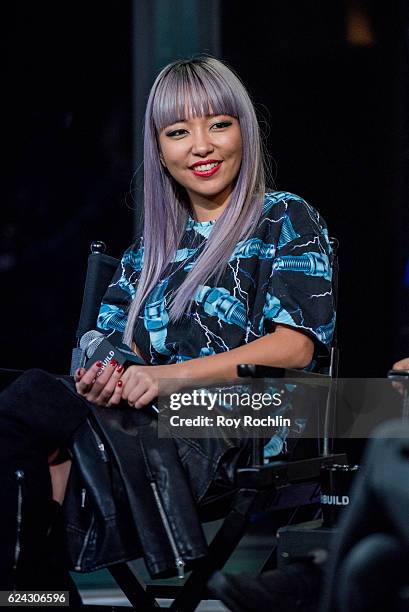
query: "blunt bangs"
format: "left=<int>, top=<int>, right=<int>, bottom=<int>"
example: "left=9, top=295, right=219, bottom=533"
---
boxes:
left=151, top=61, right=239, bottom=132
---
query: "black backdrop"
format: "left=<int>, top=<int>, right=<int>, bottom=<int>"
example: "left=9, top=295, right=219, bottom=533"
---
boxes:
left=221, top=0, right=409, bottom=376
left=3, top=3, right=134, bottom=373
left=2, top=1, right=409, bottom=376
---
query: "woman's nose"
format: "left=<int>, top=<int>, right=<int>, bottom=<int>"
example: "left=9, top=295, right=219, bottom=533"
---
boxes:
left=191, top=130, right=214, bottom=156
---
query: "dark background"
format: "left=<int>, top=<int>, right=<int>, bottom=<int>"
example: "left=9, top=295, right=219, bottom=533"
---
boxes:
left=2, top=0, right=409, bottom=376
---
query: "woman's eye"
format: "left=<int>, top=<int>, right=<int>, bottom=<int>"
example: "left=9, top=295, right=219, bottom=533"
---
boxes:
left=212, top=121, right=232, bottom=129
left=165, top=128, right=188, bottom=138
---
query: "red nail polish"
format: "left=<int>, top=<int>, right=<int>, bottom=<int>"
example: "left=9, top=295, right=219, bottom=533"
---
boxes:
left=117, top=380, right=123, bottom=387
left=116, top=365, right=124, bottom=374
left=96, top=361, right=103, bottom=368
left=110, top=359, right=118, bottom=366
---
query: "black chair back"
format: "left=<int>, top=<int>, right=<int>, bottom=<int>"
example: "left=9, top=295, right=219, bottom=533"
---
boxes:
left=75, top=241, right=119, bottom=339
left=70, top=241, right=119, bottom=375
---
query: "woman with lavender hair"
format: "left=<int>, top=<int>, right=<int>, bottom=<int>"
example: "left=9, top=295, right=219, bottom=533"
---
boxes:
left=0, top=57, right=334, bottom=596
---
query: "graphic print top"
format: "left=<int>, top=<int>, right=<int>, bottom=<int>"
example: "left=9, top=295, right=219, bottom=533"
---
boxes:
left=98, top=192, right=335, bottom=365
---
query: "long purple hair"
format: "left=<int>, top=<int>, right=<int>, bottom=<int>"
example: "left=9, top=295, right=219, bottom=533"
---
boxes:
left=123, top=57, right=267, bottom=344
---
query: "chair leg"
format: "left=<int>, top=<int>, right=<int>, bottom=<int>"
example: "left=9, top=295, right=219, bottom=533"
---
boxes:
left=108, top=488, right=276, bottom=611
left=170, top=488, right=264, bottom=612
left=109, top=564, right=161, bottom=610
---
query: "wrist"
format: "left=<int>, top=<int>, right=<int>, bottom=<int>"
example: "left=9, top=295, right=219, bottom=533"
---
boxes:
left=170, top=354, right=233, bottom=383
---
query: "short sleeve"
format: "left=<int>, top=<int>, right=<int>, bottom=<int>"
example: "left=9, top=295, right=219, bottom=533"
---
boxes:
left=264, top=198, right=335, bottom=350
left=96, top=241, right=143, bottom=333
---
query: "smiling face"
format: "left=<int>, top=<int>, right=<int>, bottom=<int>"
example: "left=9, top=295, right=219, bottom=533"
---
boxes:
left=158, top=114, right=243, bottom=221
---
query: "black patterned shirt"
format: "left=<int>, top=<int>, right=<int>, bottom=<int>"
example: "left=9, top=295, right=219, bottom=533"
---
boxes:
left=98, top=192, right=335, bottom=366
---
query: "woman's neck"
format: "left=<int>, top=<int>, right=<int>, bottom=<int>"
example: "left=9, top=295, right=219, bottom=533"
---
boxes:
left=188, top=187, right=233, bottom=222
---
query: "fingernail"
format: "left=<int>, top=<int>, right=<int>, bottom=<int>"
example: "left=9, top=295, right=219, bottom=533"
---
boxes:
left=116, top=365, right=124, bottom=373
left=96, top=361, right=103, bottom=367
left=75, top=368, right=81, bottom=377
left=117, top=380, right=123, bottom=387
left=110, top=359, right=118, bottom=366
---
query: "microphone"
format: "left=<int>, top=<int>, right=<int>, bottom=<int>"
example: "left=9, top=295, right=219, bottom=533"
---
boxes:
left=78, top=330, right=159, bottom=414
left=79, top=330, right=146, bottom=370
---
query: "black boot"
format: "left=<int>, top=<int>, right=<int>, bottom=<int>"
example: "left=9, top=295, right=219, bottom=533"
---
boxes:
left=0, top=369, right=88, bottom=604
left=21, top=500, right=83, bottom=608
left=0, top=471, right=82, bottom=607
left=0, top=464, right=51, bottom=590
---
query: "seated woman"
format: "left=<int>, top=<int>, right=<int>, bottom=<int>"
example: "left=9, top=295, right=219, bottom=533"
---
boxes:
left=0, top=57, right=334, bottom=596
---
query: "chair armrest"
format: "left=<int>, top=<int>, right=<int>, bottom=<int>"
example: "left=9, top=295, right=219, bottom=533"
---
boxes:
left=237, top=364, right=285, bottom=378
left=236, top=453, right=348, bottom=488
left=237, top=364, right=330, bottom=381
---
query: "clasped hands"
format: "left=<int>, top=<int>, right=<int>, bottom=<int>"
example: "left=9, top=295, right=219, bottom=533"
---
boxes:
left=75, top=359, right=171, bottom=408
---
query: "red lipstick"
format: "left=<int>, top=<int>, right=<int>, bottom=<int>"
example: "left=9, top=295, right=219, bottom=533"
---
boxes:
left=190, top=160, right=222, bottom=178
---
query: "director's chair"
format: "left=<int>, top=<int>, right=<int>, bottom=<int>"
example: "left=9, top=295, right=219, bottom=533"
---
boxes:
left=67, top=239, right=345, bottom=611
